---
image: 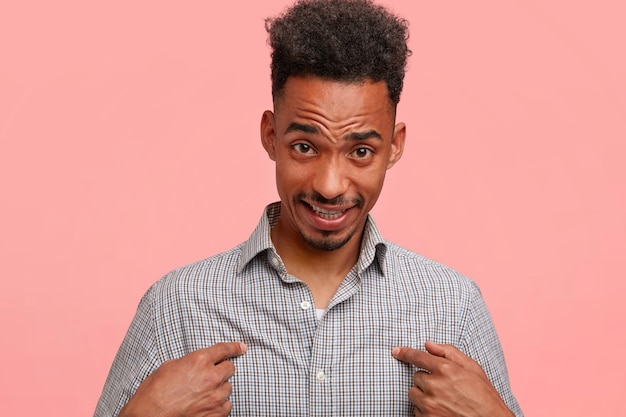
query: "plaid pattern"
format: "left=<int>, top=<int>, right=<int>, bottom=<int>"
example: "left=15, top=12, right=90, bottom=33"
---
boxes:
left=95, top=203, right=522, bottom=416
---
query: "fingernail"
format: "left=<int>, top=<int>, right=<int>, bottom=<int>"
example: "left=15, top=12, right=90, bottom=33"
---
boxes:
left=392, top=347, right=399, bottom=356
left=240, top=342, right=247, bottom=354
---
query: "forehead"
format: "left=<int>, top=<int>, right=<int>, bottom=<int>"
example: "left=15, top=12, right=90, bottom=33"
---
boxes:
left=274, top=76, right=395, bottom=125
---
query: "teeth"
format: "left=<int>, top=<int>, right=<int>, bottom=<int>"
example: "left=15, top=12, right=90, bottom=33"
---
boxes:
left=311, top=205, right=344, bottom=219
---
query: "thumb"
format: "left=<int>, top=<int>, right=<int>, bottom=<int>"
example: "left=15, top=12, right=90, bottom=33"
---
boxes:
left=425, top=341, right=491, bottom=382
left=424, top=340, right=446, bottom=357
left=425, top=341, right=470, bottom=363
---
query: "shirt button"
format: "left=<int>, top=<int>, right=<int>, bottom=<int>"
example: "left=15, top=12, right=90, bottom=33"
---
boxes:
left=316, top=371, right=326, bottom=382
left=300, top=300, right=311, bottom=310
left=271, top=257, right=280, bottom=267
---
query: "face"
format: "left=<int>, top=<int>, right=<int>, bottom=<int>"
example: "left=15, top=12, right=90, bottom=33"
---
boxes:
left=261, top=76, right=405, bottom=253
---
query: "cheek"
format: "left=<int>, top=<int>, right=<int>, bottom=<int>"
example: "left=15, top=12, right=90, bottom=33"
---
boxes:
left=274, top=160, right=308, bottom=195
left=355, top=166, right=387, bottom=195
left=280, top=153, right=317, bottom=175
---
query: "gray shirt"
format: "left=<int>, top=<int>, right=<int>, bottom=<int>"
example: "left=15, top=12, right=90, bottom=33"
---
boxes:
left=95, top=202, right=523, bottom=416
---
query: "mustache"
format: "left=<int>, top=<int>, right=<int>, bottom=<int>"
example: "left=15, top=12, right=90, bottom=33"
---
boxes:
left=296, top=192, right=363, bottom=207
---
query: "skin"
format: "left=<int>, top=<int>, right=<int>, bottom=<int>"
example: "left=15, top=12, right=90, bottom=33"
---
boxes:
left=116, top=76, right=514, bottom=416
left=392, top=342, right=515, bottom=417
left=260, top=76, right=405, bottom=308
left=118, top=342, right=246, bottom=417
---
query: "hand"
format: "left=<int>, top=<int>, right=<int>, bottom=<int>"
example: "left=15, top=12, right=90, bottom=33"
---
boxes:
left=392, top=341, right=514, bottom=417
left=119, top=342, right=247, bottom=417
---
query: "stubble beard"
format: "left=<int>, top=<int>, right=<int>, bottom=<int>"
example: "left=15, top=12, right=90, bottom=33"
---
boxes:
left=300, top=228, right=357, bottom=252
left=294, top=192, right=364, bottom=252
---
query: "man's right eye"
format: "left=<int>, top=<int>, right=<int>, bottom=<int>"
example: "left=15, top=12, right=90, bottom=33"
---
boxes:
left=293, top=143, right=315, bottom=154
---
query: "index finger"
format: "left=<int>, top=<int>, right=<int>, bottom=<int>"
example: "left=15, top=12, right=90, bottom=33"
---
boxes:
left=205, top=342, right=248, bottom=364
left=392, top=346, right=437, bottom=371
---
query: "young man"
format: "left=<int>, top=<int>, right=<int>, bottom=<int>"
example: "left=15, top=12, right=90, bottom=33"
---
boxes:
left=95, top=1, right=523, bottom=416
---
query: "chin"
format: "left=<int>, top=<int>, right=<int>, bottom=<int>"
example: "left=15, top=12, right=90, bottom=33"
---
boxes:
left=301, top=230, right=356, bottom=252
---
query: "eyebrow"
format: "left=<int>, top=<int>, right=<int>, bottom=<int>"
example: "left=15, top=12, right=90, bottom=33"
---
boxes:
left=346, top=130, right=382, bottom=141
left=285, top=122, right=382, bottom=141
left=285, top=122, right=320, bottom=135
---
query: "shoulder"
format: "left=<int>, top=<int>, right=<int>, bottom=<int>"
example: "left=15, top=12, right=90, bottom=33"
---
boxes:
left=383, top=241, right=482, bottom=300
left=145, top=243, right=247, bottom=303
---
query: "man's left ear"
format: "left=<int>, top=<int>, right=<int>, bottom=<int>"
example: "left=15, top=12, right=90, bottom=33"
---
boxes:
left=387, top=122, right=406, bottom=169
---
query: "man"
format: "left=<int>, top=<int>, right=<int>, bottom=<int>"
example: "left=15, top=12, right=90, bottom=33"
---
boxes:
left=95, top=0, right=523, bottom=416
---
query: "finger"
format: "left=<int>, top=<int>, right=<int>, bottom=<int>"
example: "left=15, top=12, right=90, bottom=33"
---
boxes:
left=425, top=341, right=478, bottom=369
left=392, top=346, right=438, bottom=371
left=423, top=340, right=447, bottom=357
left=209, top=381, right=234, bottom=409
left=411, top=369, right=429, bottom=392
left=223, top=399, right=233, bottom=415
left=224, top=380, right=233, bottom=397
left=213, top=359, right=237, bottom=382
left=424, top=341, right=488, bottom=379
left=207, top=341, right=248, bottom=364
left=425, top=341, right=471, bottom=363
left=407, top=386, right=425, bottom=416
left=215, top=380, right=233, bottom=399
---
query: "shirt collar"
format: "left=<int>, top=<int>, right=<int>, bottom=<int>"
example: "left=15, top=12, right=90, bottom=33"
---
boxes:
left=237, top=202, right=388, bottom=276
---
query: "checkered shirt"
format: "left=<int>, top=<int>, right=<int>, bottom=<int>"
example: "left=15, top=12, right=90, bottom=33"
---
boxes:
left=95, top=203, right=523, bottom=416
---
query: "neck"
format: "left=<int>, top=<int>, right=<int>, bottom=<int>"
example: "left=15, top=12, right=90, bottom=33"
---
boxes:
left=270, top=221, right=363, bottom=308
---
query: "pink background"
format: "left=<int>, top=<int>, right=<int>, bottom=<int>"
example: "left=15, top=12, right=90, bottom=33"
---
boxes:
left=1, top=0, right=624, bottom=415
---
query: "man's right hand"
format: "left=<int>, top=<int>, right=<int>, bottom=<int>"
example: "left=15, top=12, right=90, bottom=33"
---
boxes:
left=119, top=341, right=247, bottom=417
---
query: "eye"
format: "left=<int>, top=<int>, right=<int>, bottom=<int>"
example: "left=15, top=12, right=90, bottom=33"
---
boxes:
left=293, top=143, right=316, bottom=154
left=350, top=147, right=374, bottom=159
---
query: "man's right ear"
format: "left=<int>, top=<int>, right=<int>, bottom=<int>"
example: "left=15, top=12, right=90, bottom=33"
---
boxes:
left=260, top=110, right=277, bottom=161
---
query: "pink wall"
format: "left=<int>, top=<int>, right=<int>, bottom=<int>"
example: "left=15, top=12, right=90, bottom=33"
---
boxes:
left=1, top=1, right=624, bottom=415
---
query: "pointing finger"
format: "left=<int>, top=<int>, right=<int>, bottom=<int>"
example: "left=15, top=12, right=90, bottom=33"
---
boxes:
left=392, top=346, right=436, bottom=371
left=206, top=342, right=248, bottom=364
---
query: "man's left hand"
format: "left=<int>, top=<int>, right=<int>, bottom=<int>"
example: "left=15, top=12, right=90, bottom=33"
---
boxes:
left=392, top=341, right=514, bottom=417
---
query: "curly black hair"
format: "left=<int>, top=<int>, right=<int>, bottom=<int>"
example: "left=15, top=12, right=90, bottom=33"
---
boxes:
left=266, top=0, right=411, bottom=105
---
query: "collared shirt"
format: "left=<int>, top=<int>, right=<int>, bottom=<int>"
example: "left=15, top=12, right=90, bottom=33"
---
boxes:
left=95, top=203, right=523, bottom=416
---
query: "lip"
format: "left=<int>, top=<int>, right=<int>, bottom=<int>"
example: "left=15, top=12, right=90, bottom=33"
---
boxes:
left=301, top=200, right=355, bottom=231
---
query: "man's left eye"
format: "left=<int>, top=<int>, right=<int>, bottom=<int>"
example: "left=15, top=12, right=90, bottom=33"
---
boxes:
left=351, top=147, right=373, bottom=158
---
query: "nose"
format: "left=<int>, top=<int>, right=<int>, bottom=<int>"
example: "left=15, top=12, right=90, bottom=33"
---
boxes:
left=312, top=155, right=350, bottom=200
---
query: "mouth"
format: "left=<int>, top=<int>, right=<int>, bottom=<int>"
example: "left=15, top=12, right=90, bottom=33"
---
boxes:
left=308, top=203, right=347, bottom=219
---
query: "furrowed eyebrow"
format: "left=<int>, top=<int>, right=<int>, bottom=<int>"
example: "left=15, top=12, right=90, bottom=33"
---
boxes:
left=284, top=123, right=382, bottom=141
left=285, top=122, right=320, bottom=135
left=346, top=130, right=382, bottom=141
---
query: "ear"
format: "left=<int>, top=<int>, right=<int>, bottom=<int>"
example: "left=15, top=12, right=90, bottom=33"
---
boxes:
left=260, top=110, right=277, bottom=161
left=387, top=122, right=406, bottom=169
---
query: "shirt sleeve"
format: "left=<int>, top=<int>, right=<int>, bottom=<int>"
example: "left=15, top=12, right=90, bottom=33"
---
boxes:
left=459, top=282, right=524, bottom=417
left=93, top=286, right=161, bottom=417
